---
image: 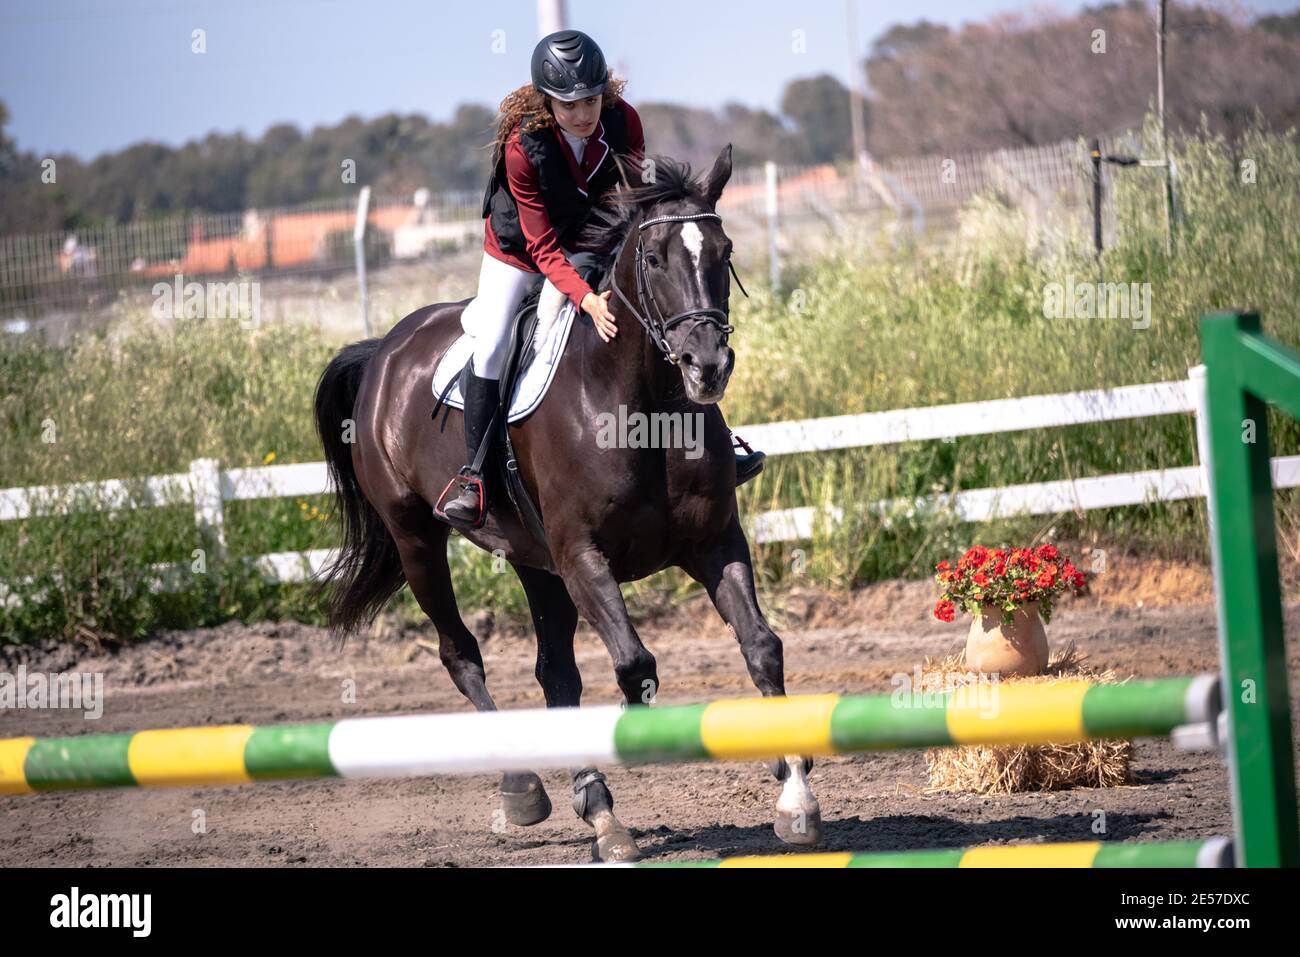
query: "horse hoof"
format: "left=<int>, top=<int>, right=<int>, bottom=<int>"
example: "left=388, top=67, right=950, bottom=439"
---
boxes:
left=589, top=810, right=641, bottom=862
left=501, top=773, right=552, bottom=826
left=774, top=806, right=823, bottom=846
left=594, top=826, right=641, bottom=863
left=767, top=755, right=815, bottom=781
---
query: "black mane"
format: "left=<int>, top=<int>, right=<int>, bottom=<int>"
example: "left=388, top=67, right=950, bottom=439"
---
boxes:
left=576, top=154, right=709, bottom=257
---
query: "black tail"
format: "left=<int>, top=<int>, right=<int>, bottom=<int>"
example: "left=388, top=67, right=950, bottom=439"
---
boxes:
left=313, top=339, right=405, bottom=634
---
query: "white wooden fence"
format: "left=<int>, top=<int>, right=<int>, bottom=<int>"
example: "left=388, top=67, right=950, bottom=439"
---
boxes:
left=3, top=365, right=1298, bottom=590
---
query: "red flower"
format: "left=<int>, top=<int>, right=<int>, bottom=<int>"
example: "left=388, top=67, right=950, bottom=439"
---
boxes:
left=933, top=544, right=1080, bottom=620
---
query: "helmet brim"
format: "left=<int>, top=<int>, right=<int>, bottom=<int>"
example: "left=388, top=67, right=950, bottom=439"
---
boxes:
left=540, top=82, right=607, bottom=103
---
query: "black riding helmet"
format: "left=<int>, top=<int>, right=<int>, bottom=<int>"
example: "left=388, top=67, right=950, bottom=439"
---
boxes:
left=531, top=30, right=608, bottom=102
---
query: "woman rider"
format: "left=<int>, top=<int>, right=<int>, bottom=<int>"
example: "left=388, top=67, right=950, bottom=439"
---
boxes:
left=439, top=29, right=764, bottom=529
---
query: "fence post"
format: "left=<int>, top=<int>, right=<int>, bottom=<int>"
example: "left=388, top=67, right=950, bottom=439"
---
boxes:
left=764, top=161, right=780, bottom=295
left=1090, top=138, right=1103, bottom=255
left=353, top=185, right=372, bottom=338
left=190, top=458, right=226, bottom=559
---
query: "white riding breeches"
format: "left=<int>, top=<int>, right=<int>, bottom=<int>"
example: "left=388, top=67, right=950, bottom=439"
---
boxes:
left=460, top=252, right=570, bottom=380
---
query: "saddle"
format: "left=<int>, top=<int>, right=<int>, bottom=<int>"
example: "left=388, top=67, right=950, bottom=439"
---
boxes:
left=432, top=252, right=610, bottom=554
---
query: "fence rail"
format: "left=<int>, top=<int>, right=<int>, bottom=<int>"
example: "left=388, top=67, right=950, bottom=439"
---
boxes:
left=3, top=363, right=1298, bottom=594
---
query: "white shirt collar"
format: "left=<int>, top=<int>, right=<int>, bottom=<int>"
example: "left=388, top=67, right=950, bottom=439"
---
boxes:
left=560, top=127, right=588, bottom=162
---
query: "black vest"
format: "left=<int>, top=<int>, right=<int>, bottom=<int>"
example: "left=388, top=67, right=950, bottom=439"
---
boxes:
left=482, top=105, right=630, bottom=255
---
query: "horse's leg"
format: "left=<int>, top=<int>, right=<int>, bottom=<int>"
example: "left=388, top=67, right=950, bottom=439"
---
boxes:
left=555, top=544, right=661, bottom=705
left=681, top=515, right=822, bottom=847
left=393, top=522, right=551, bottom=826
left=514, top=564, right=639, bottom=862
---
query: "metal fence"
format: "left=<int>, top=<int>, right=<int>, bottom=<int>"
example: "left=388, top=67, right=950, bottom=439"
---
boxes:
left=0, top=190, right=483, bottom=320
left=718, top=135, right=1117, bottom=229
left=1, top=134, right=1131, bottom=324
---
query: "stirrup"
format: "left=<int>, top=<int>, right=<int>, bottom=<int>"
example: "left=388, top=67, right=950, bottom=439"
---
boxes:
left=434, top=467, right=487, bottom=529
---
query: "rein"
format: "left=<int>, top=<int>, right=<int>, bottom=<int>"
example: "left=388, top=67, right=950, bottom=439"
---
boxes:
left=606, top=211, right=749, bottom=363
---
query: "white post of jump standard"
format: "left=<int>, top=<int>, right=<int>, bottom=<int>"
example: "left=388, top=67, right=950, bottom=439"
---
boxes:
left=353, top=185, right=372, bottom=338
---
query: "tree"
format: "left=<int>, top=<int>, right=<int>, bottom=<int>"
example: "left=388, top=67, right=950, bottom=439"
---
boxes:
left=780, top=74, right=869, bottom=164
left=863, top=3, right=1300, bottom=157
left=1255, top=11, right=1300, bottom=39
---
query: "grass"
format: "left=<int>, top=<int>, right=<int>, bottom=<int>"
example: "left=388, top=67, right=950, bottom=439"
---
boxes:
left=1, top=122, right=1297, bottom=644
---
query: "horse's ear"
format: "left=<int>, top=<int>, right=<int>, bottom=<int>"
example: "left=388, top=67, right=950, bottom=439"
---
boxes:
left=702, top=144, right=733, bottom=208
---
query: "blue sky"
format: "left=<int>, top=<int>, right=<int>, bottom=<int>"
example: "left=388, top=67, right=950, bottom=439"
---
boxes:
left=2, top=0, right=1296, bottom=160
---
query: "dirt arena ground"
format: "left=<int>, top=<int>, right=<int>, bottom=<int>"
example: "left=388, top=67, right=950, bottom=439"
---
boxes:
left=3, top=565, right=1298, bottom=867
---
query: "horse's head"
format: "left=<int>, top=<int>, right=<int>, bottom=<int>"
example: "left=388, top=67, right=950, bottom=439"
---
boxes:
left=583, top=146, right=741, bottom=404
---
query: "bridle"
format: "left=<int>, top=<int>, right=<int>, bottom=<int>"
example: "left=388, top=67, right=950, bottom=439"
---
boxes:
left=607, top=211, right=749, bottom=363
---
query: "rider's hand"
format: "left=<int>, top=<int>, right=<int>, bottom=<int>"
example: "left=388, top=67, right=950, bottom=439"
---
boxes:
left=581, top=290, right=618, bottom=343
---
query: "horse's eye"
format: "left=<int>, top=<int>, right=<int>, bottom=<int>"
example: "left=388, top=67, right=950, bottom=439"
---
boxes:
left=645, top=253, right=661, bottom=268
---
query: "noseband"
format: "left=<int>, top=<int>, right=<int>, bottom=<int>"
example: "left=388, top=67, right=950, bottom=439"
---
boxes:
left=607, top=211, right=748, bottom=363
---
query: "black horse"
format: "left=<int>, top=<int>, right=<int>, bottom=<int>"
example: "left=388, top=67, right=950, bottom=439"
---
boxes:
left=313, top=146, right=817, bottom=861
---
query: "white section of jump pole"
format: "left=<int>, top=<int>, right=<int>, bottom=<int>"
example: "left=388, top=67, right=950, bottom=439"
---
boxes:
left=328, top=705, right=621, bottom=778
left=1190, top=361, right=1247, bottom=866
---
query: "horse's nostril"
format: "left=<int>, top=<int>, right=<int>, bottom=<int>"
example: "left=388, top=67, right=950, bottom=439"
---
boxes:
left=681, top=352, right=696, bottom=367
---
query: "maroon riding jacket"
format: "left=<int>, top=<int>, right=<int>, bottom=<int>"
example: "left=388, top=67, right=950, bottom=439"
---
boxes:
left=483, top=100, right=646, bottom=310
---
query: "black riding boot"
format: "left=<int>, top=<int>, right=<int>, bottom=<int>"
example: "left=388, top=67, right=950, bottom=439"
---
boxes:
left=731, top=431, right=766, bottom=487
left=736, top=450, right=766, bottom=486
left=439, top=366, right=501, bottom=528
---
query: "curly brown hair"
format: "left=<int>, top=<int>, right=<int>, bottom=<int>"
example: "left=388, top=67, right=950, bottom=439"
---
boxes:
left=488, top=73, right=628, bottom=155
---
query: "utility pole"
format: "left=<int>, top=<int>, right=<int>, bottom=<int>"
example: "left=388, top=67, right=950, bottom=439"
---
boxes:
left=845, top=0, right=867, bottom=167
left=1156, top=0, right=1175, bottom=255
left=537, top=0, right=565, bottom=37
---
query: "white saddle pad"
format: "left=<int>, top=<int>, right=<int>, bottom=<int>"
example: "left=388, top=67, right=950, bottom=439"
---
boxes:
left=431, top=295, right=578, bottom=423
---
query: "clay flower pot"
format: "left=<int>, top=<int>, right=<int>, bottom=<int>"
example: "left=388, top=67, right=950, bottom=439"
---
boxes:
left=964, top=602, right=1048, bottom=676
